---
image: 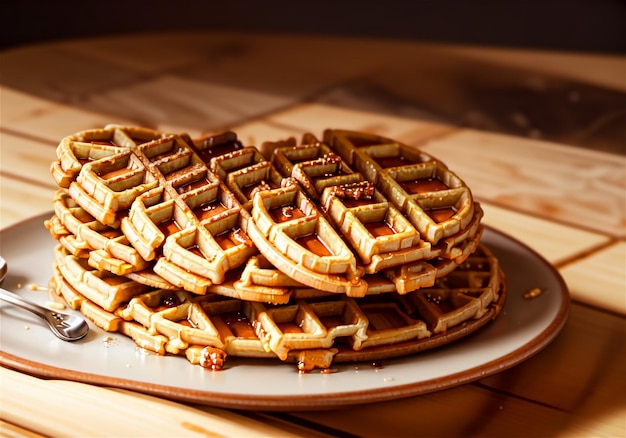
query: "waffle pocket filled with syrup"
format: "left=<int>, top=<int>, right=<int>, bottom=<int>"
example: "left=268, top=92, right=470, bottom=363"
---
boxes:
left=46, top=125, right=506, bottom=371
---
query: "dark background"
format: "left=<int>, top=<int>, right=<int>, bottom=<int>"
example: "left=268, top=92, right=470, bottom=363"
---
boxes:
left=1, top=0, right=624, bottom=53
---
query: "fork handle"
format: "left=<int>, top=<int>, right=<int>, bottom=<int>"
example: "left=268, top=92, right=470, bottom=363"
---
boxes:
left=0, top=287, right=47, bottom=319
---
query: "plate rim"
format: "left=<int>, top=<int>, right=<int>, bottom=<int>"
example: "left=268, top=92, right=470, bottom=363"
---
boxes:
left=0, top=213, right=570, bottom=410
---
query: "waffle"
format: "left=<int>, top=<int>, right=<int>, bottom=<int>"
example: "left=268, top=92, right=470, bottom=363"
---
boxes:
left=51, top=242, right=505, bottom=371
left=247, top=131, right=483, bottom=296
left=52, top=127, right=259, bottom=296
left=46, top=124, right=506, bottom=371
left=49, top=126, right=483, bottom=299
left=44, top=190, right=176, bottom=290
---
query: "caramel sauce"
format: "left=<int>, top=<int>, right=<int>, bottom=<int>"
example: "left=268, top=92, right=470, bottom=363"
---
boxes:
left=375, top=155, right=419, bottom=168
left=102, top=276, right=130, bottom=286
left=425, top=207, right=457, bottom=223
left=130, top=137, right=154, bottom=145
left=319, top=168, right=347, bottom=178
left=151, top=293, right=181, bottom=312
left=149, top=148, right=181, bottom=162
left=225, top=159, right=257, bottom=173
left=197, top=142, right=242, bottom=162
left=319, top=315, right=345, bottom=328
left=177, top=177, right=211, bottom=194
left=98, top=167, right=132, bottom=180
left=179, top=319, right=198, bottom=329
left=524, top=287, right=544, bottom=300
left=214, top=231, right=237, bottom=250
left=162, top=294, right=181, bottom=306
left=278, top=321, right=304, bottom=333
left=232, top=228, right=251, bottom=246
left=400, top=177, right=449, bottom=194
left=269, top=204, right=307, bottom=223
left=438, top=276, right=470, bottom=288
left=296, top=234, right=334, bottom=257
left=371, top=360, right=384, bottom=369
left=429, top=299, right=455, bottom=313
left=241, top=180, right=278, bottom=199
left=365, top=220, right=396, bottom=237
left=221, top=311, right=256, bottom=337
left=188, top=245, right=204, bottom=257
left=345, top=136, right=381, bottom=147
left=463, top=290, right=486, bottom=300
left=101, top=229, right=123, bottom=239
left=158, top=219, right=181, bottom=236
left=341, top=197, right=377, bottom=208
left=289, top=153, right=321, bottom=164
left=365, top=308, right=404, bottom=330
left=193, top=199, right=227, bottom=221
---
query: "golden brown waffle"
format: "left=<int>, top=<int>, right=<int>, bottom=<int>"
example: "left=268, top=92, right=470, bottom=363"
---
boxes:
left=52, top=126, right=259, bottom=295
left=44, top=190, right=176, bottom=290
left=247, top=130, right=483, bottom=295
left=52, top=245, right=148, bottom=312
left=51, top=242, right=504, bottom=371
left=50, top=126, right=483, bottom=299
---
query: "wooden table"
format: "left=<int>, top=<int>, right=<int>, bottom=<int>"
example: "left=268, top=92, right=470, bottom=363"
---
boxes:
left=1, top=32, right=624, bottom=437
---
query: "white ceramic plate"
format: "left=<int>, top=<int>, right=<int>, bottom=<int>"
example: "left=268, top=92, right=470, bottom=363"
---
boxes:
left=0, top=213, right=569, bottom=410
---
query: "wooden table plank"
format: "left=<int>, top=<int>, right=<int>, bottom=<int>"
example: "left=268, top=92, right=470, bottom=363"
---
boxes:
left=87, top=75, right=296, bottom=135
left=291, top=384, right=574, bottom=438
left=479, top=201, right=610, bottom=265
left=0, top=132, right=58, bottom=187
left=0, top=86, right=135, bottom=142
left=560, top=241, right=626, bottom=315
left=480, top=302, right=626, bottom=410
left=443, top=45, right=626, bottom=91
left=0, top=177, right=54, bottom=229
left=0, top=419, right=45, bottom=438
left=0, top=368, right=299, bottom=438
left=54, top=33, right=240, bottom=74
left=0, top=47, right=144, bottom=103
left=241, top=102, right=452, bottom=142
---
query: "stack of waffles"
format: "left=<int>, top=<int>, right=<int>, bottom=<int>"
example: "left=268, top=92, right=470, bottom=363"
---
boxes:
left=46, top=125, right=505, bottom=371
